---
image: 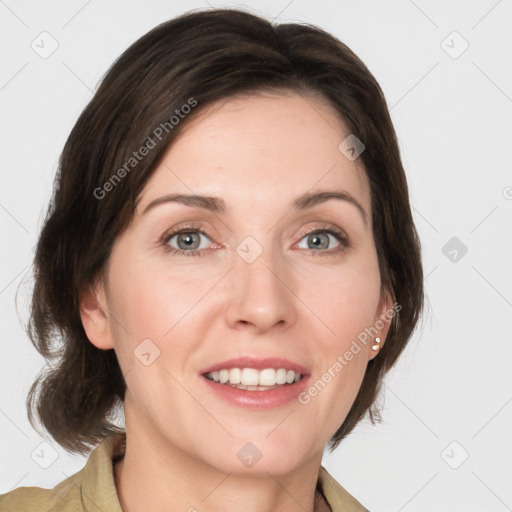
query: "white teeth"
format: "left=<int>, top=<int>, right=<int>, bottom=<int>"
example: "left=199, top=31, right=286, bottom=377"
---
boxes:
left=205, top=367, right=303, bottom=388
left=259, top=368, right=275, bottom=386
left=241, top=368, right=259, bottom=386
left=229, top=367, right=241, bottom=384
left=276, top=368, right=287, bottom=385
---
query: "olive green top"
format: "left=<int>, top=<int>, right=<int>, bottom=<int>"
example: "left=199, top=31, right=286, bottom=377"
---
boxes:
left=0, top=432, right=368, bottom=511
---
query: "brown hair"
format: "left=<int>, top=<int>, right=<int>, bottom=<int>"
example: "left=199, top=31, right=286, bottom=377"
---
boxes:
left=26, top=7, right=424, bottom=455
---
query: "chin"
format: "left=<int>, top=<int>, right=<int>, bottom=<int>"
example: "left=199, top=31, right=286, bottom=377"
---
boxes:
left=199, top=433, right=319, bottom=477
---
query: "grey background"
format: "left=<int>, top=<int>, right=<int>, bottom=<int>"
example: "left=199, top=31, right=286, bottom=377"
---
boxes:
left=1, top=0, right=511, bottom=510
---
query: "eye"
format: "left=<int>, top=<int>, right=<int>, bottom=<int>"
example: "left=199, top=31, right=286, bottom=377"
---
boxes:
left=163, top=227, right=213, bottom=256
left=161, top=225, right=348, bottom=257
left=296, top=226, right=349, bottom=255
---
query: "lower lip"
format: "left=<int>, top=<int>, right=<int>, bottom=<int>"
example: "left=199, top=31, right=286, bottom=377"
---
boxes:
left=201, top=375, right=310, bottom=409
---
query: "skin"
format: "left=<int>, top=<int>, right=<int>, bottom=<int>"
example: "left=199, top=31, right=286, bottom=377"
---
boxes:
left=80, top=91, right=392, bottom=512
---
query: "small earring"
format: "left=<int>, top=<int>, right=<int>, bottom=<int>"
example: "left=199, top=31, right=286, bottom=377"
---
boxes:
left=371, top=337, right=381, bottom=351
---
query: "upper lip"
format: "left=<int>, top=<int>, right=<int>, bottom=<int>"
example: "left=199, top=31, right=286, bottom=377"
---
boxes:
left=200, top=357, right=310, bottom=375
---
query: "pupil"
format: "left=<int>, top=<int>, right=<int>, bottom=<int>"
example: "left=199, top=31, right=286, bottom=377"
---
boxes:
left=178, top=232, right=200, bottom=250
left=309, top=233, right=328, bottom=250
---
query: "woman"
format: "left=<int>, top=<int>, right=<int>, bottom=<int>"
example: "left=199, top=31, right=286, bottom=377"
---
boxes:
left=0, top=8, right=423, bottom=511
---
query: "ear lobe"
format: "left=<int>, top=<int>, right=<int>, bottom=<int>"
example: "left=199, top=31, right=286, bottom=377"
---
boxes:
left=79, top=282, right=114, bottom=350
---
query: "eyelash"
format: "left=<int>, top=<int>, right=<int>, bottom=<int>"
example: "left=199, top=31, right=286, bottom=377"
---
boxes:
left=301, top=225, right=350, bottom=257
left=161, top=224, right=210, bottom=258
left=161, top=223, right=350, bottom=258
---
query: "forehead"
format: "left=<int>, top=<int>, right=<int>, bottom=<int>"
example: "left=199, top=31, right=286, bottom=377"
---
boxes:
left=138, top=92, right=370, bottom=215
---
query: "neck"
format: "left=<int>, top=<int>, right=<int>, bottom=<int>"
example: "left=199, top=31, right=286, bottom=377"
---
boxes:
left=114, top=401, right=327, bottom=512
left=115, top=457, right=328, bottom=512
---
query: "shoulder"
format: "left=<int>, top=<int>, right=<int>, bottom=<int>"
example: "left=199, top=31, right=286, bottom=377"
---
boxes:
left=318, top=465, right=370, bottom=512
left=0, top=475, right=81, bottom=512
left=0, top=432, right=126, bottom=512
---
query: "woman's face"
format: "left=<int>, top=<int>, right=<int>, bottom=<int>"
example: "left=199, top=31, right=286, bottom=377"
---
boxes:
left=84, top=91, right=392, bottom=475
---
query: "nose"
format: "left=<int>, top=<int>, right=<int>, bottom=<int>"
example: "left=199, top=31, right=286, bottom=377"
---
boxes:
left=224, top=249, right=297, bottom=334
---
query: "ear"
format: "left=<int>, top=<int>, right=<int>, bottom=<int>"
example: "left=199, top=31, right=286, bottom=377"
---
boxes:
left=79, top=280, right=115, bottom=350
left=368, top=290, right=396, bottom=360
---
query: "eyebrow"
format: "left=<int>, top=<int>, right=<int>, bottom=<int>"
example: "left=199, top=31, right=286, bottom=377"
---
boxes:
left=141, top=190, right=368, bottom=225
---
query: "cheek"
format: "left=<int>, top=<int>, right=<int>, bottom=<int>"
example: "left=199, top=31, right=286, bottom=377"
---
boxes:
left=300, top=254, right=382, bottom=343
left=295, top=250, right=380, bottom=416
left=106, top=256, right=224, bottom=368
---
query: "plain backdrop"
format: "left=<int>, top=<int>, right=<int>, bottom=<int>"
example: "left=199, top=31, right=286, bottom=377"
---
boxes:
left=1, top=1, right=511, bottom=510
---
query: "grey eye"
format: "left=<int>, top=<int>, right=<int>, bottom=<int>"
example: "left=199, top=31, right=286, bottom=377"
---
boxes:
left=167, top=231, right=210, bottom=251
left=297, top=232, right=341, bottom=250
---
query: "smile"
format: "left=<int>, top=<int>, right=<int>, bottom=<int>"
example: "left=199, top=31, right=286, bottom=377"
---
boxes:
left=204, top=367, right=302, bottom=391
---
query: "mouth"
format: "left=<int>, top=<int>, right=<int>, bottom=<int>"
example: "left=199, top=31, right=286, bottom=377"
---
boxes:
left=200, top=357, right=309, bottom=407
left=203, top=367, right=303, bottom=391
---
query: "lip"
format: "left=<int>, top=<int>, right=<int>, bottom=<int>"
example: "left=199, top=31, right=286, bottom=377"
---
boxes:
left=199, top=356, right=311, bottom=410
left=200, top=357, right=310, bottom=375
left=201, top=373, right=310, bottom=409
